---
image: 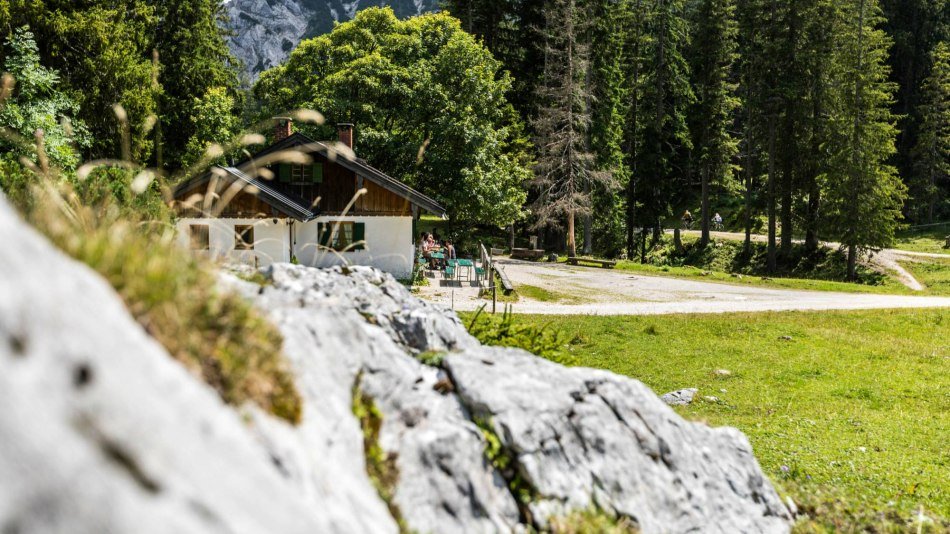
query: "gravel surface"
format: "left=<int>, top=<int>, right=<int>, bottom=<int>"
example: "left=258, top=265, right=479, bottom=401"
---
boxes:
left=415, top=259, right=950, bottom=316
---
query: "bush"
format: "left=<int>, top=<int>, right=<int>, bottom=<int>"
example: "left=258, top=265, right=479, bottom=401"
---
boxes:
left=464, top=305, right=577, bottom=366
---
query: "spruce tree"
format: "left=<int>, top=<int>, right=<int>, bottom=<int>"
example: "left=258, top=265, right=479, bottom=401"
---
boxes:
left=689, top=0, right=739, bottom=246
left=153, top=0, right=241, bottom=169
left=532, top=0, right=613, bottom=257
left=823, top=0, right=906, bottom=280
left=911, top=42, right=950, bottom=223
left=636, top=0, right=693, bottom=260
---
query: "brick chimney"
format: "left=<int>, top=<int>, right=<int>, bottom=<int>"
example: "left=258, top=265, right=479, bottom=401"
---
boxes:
left=274, top=117, right=293, bottom=142
left=337, top=123, right=354, bottom=150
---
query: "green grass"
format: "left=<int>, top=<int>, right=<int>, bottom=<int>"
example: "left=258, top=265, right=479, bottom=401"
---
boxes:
left=902, top=258, right=950, bottom=296
left=467, top=309, right=950, bottom=530
left=894, top=226, right=950, bottom=255
left=517, top=284, right=591, bottom=304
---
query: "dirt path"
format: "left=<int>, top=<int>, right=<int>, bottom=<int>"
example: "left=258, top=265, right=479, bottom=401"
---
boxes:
left=415, top=259, right=950, bottom=316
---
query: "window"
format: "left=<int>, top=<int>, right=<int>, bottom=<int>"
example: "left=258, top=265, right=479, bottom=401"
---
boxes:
left=235, top=225, right=255, bottom=250
left=318, top=221, right=365, bottom=251
left=189, top=224, right=210, bottom=250
left=278, top=163, right=323, bottom=199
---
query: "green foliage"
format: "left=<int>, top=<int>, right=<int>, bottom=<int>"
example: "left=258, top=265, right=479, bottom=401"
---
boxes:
left=463, top=305, right=577, bottom=365
left=548, top=508, right=638, bottom=533
left=910, top=41, right=950, bottom=223
left=688, top=0, right=740, bottom=244
left=351, top=379, right=407, bottom=531
left=182, top=86, right=240, bottom=168
left=821, top=0, right=907, bottom=277
left=474, top=416, right=537, bottom=512
left=0, top=26, right=90, bottom=170
left=507, top=309, right=950, bottom=527
left=254, top=8, right=532, bottom=228
left=153, top=0, right=242, bottom=168
left=0, top=0, right=241, bottom=168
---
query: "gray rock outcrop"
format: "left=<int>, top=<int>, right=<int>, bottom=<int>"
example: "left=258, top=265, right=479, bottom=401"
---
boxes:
left=225, top=0, right=439, bottom=79
left=445, top=351, right=791, bottom=532
left=1, top=192, right=792, bottom=533
left=0, top=199, right=325, bottom=533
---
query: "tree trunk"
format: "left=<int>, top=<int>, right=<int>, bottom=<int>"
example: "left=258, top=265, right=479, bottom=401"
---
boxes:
left=567, top=210, right=577, bottom=257
left=701, top=166, right=710, bottom=246
left=583, top=180, right=592, bottom=254
left=624, top=0, right=644, bottom=261
left=509, top=223, right=515, bottom=252
left=767, top=118, right=777, bottom=273
left=674, top=227, right=683, bottom=253
left=847, top=243, right=857, bottom=281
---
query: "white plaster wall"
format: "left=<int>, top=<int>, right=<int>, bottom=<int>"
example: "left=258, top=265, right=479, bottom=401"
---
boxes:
left=294, top=216, right=415, bottom=279
left=176, top=218, right=291, bottom=267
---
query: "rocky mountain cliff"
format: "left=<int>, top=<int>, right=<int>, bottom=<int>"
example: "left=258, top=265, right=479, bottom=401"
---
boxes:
left=0, top=193, right=793, bottom=533
left=226, top=0, right=438, bottom=78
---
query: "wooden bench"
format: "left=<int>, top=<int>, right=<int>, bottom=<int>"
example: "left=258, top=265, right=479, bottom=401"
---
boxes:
left=566, top=257, right=617, bottom=269
left=492, top=263, right=514, bottom=292
left=490, top=247, right=505, bottom=256
left=511, top=248, right=545, bottom=261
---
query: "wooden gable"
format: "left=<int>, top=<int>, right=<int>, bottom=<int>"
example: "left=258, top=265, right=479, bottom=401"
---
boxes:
left=268, top=151, right=412, bottom=217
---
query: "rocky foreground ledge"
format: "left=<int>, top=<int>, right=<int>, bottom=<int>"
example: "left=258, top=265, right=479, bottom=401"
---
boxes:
left=0, top=199, right=792, bottom=533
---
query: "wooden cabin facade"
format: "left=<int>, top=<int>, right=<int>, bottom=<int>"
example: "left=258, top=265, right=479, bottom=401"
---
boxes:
left=173, top=121, right=445, bottom=277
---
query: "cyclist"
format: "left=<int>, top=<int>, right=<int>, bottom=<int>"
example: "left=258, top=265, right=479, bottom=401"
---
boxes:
left=682, top=210, right=694, bottom=230
left=712, top=212, right=723, bottom=231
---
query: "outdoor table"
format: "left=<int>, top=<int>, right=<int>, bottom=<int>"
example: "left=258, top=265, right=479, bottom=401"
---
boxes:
left=457, top=259, right=474, bottom=281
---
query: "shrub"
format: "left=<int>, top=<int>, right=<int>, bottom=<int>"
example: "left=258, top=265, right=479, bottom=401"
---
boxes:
left=464, top=305, right=576, bottom=366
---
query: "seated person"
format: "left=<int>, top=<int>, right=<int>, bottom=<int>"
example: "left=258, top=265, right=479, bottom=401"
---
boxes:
left=445, top=240, right=457, bottom=260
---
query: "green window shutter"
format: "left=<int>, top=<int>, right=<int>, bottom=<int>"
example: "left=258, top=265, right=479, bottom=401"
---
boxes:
left=353, top=222, right=365, bottom=250
left=318, top=222, right=331, bottom=247
left=312, top=163, right=323, bottom=183
left=278, top=164, right=291, bottom=183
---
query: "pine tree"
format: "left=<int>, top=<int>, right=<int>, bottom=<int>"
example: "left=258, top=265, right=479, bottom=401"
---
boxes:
left=635, top=0, right=693, bottom=260
left=911, top=42, right=950, bottom=223
left=153, top=0, right=241, bottom=169
left=689, top=0, right=739, bottom=246
left=823, top=0, right=906, bottom=280
left=532, top=0, right=613, bottom=257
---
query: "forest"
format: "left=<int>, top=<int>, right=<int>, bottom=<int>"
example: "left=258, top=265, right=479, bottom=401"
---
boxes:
left=0, top=0, right=948, bottom=281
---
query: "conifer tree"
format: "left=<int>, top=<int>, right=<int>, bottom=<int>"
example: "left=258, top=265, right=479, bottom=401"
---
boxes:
left=153, top=0, right=241, bottom=169
left=635, top=0, right=693, bottom=260
left=532, top=0, right=613, bottom=257
left=689, top=0, right=739, bottom=246
left=822, top=0, right=906, bottom=280
left=911, top=42, right=950, bottom=223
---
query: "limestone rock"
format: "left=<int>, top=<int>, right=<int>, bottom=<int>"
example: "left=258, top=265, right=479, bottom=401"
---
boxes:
left=444, top=348, right=793, bottom=533
left=226, top=0, right=439, bottom=79
left=661, top=388, right=699, bottom=406
left=250, top=264, right=519, bottom=533
left=0, top=198, right=325, bottom=533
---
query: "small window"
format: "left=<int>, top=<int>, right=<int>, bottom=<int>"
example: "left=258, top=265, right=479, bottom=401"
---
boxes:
left=189, top=224, right=209, bottom=250
left=319, top=221, right=365, bottom=251
left=235, top=225, right=255, bottom=250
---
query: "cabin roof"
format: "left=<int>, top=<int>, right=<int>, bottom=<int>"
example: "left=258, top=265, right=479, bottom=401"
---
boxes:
left=174, top=132, right=447, bottom=220
left=178, top=166, right=318, bottom=221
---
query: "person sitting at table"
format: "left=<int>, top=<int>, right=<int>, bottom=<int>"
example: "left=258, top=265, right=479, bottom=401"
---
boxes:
left=433, top=233, right=443, bottom=247
left=445, top=240, right=457, bottom=260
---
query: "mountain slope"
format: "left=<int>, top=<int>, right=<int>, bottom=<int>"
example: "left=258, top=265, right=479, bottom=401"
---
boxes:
left=226, top=0, right=438, bottom=78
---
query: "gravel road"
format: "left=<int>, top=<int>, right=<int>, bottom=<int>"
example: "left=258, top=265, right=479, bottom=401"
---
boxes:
left=416, top=259, right=950, bottom=316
